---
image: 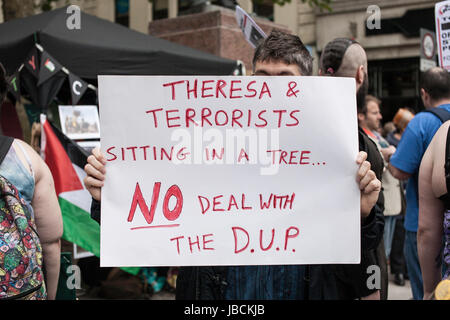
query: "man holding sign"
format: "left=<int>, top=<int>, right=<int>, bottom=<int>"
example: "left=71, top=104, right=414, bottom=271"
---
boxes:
left=84, top=30, right=382, bottom=300
left=319, top=38, right=386, bottom=300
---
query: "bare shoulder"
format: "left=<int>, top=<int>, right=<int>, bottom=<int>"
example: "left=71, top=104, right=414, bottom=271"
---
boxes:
left=12, top=139, right=48, bottom=179
left=13, top=139, right=41, bottom=162
left=429, top=121, right=450, bottom=197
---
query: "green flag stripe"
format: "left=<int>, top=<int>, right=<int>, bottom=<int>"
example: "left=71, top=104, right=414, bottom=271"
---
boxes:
left=59, top=196, right=100, bottom=256
left=58, top=197, right=140, bottom=275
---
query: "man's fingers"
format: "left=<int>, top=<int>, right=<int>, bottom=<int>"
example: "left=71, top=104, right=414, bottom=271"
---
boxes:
left=362, top=175, right=381, bottom=194
left=356, top=160, right=371, bottom=183
left=83, top=175, right=104, bottom=189
left=359, top=168, right=376, bottom=190
left=84, top=163, right=105, bottom=182
left=92, top=146, right=106, bottom=165
left=87, top=154, right=106, bottom=174
left=356, top=151, right=368, bottom=165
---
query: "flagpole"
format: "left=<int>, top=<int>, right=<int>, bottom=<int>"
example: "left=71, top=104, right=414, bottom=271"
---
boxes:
left=32, top=32, right=47, bottom=113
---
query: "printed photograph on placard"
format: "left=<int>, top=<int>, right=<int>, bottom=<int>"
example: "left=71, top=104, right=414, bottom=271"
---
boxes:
left=59, top=105, right=100, bottom=140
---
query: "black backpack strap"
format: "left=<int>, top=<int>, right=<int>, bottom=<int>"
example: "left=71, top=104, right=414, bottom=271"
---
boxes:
left=423, top=108, right=450, bottom=123
left=0, top=135, right=13, bottom=165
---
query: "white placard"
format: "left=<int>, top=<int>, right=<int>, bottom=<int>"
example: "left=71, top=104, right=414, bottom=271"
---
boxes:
left=435, top=1, right=450, bottom=70
left=98, top=76, right=360, bottom=267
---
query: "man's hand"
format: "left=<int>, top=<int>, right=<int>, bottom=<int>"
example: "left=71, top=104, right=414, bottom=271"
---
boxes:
left=380, top=145, right=396, bottom=162
left=356, top=151, right=381, bottom=218
left=83, top=147, right=106, bottom=201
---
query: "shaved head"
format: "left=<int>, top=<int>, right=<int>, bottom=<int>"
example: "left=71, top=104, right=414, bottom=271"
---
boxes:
left=320, top=38, right=369, bottom=112
left=319, top=39, right=367, bottom=78
left=334, top=44, right=367, bottom=77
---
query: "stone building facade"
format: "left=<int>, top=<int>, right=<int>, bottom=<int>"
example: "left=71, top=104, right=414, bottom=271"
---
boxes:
left=145, top=0, right=440, bottom=117
left=276, top=0, right=440, bottom=119
left=148, top=5, right=289, bottom=75
left=0, top=0, right=441, bottom=118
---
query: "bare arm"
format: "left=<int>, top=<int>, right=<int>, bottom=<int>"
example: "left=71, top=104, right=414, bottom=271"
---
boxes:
left=418, top=122, right=449, bottom=299
left=388, top=162, right=411, bottom=181
left=17, top=140, right=63, bottom=300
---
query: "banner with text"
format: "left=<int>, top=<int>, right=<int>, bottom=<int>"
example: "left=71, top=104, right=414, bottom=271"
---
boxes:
left=436, top=0, right=450, bottom=70
left=98, top=76, right=360, bottom=267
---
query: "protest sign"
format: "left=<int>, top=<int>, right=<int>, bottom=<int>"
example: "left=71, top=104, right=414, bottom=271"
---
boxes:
left=235, top=6, right=267, bottom=48
left=435, top=0, right=450, bottom=70
left=420, top=28, right=437, bottom=72
left=98, top=76, right=360, bottom=267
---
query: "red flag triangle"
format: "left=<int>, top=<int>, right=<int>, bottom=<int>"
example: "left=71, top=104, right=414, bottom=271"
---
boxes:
left=41, top=115, right=83, bottom=195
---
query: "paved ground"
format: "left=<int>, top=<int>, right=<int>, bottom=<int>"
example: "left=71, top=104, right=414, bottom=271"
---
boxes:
left=147, top=279, right=413, bottom=300
left=78, top=270, right=414, bottom=300
left=79, top=281, right=412, bottom=300
left=387, top=273, right=412, bottom=300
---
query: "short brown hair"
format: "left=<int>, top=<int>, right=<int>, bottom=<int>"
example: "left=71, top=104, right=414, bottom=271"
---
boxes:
left=361, top=95, right=381, bottom=114
left=252, top=29, right=313, bottom=76
left=420, top=67, right=450, bottom=101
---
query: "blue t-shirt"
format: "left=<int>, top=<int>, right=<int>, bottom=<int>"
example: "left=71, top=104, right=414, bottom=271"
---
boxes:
left=390, top=104, right=450, bottom=232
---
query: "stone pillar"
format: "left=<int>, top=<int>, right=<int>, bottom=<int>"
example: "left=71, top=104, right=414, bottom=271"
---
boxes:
left=168, top=0, right=178, bottom=18
left=236, top=0, right=253, bottom=14
left=274, top=1, right=298, bottom=35
left=0, top=0, right=3, bottom=23
left=297, top=2, right=316, bottom=45
left=96, top=0, right=115, bottom=22
left=130, top=0, right=152, bottom=33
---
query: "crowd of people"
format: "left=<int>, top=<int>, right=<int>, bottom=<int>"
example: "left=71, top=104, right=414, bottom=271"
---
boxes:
left=1, top=28, right=449, bottom=300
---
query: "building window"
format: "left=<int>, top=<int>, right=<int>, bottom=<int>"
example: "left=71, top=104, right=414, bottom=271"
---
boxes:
left=369, top=58, right=421, bottom=123
left=116, top=0, right=130, bottom=27
left=153, top=0, right=169, bottom=20
left=253, top=0, right=274, bottom=21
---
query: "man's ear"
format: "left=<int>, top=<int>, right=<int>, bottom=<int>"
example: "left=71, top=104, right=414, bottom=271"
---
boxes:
left=420, top=88, right=430, bottom=107
left=357, top=112, right=365, bottom=123
left=420, top=88, right=426, bottom=99
left=355, top=65, right=364, bottom=87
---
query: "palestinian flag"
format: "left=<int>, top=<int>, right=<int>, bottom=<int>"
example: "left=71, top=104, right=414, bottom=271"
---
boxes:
left=40, top=114, right=140, bottom=275
left=40, top=114, right=100, bottom=257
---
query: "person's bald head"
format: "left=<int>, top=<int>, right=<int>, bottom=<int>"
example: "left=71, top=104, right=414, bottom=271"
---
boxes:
left=319, top=38, right=369, bottom=112
left=319, top=38, right=367, bottom=80
left=333, top=43, right=367, bottom=77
